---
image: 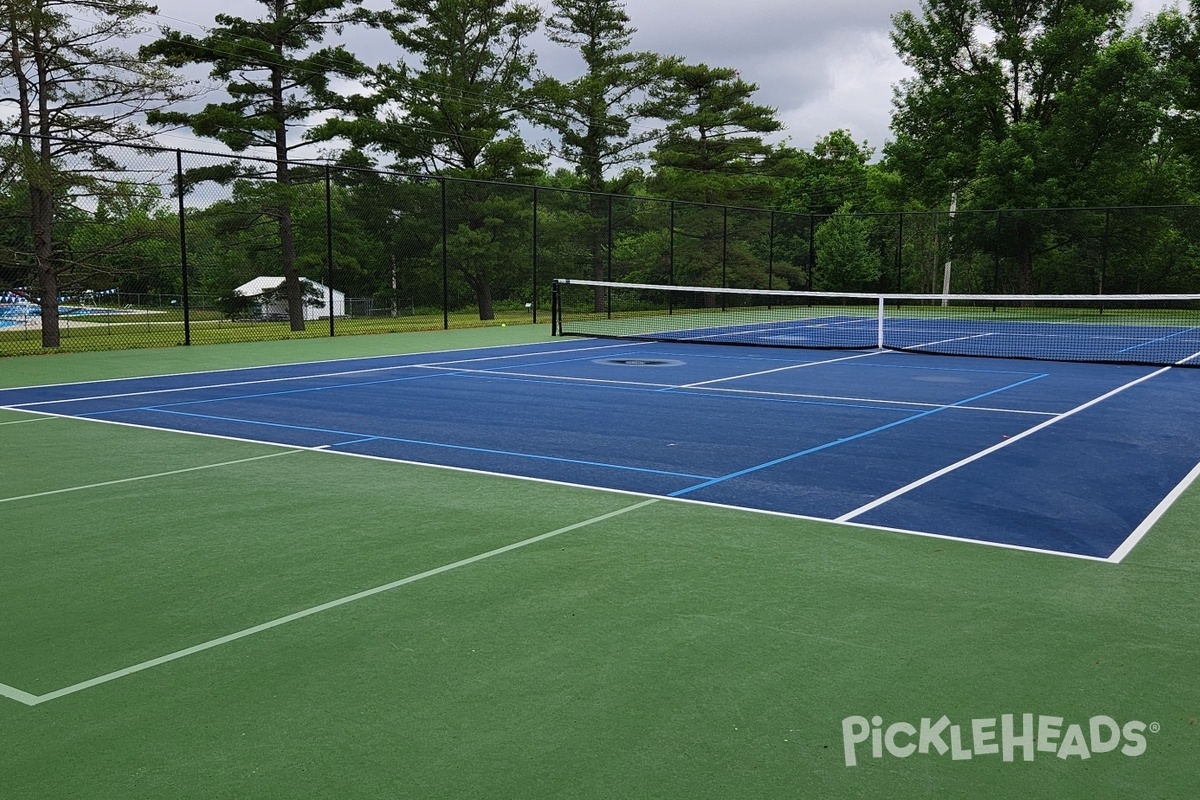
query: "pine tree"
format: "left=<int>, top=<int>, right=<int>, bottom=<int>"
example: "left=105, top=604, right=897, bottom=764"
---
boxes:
left=1, top=0, right=194, bottom=347
left=143, top=0, right=374, bottom=331
left=324, top=0, right=544, bottom=320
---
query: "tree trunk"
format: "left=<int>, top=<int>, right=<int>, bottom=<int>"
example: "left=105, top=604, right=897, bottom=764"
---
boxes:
left=31, top=181, right=59, bottom=348
left=21, top=10, right=61, bottom=348
left=277, top=205, right=306, bottom=331
left=272, top=48, right=305, bottom=333
left=465, top=270, right=495, bottom=321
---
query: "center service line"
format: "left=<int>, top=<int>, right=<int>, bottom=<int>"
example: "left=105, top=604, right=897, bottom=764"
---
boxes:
left=675, top=349, right=886, bottom=390
left=4, top=499, right=659, bottom=707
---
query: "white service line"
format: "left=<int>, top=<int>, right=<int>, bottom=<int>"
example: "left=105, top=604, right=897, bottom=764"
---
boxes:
left=414, top=364, right=676, bottom=389
left=0, top=414, right=55, bottom=426
left=678, top=350, right=886, bottom=389
left=901, top=332, right=996, bottom=349
left=1, top=498, right=659, bottom=707
left=0, top=450, right=303, bottom=505
left=835, top=365, right=1175, bottom=524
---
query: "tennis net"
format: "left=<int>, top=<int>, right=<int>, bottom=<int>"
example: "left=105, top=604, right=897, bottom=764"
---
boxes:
left=551, top=279, right=1200, bottom=367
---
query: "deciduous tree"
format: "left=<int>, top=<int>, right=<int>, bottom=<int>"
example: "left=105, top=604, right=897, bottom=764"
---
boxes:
left=887, top=0, right=1164, bottom=291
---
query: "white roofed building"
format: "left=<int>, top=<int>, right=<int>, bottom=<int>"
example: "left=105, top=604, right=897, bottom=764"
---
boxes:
left=233, top=277, right=345, bottom=321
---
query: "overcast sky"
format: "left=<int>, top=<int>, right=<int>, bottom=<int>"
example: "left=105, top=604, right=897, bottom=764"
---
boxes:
left=143, top=0, right=1173, bottom=160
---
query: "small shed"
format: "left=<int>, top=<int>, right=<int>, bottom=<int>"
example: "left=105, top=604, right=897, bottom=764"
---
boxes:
left=234, top=277, right=345, bottom=321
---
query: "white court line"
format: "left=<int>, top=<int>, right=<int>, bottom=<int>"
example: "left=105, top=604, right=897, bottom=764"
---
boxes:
left=11, top=396, right=1153, bottom=568
left=1108, top=458, right=1200, bottom=563
left=0, top=339, right=609, bottom=396
left=1, top=341, right=642, bottom=408
left=835, top=365, right=1176, bottom=526
left=416, top=364, right=677, bottom=390
left=475, top=369, right=1056, bottom=416
left=0, top=414, right=55, bottom=426
left=690, top=385, right=1056, bottom=416
left=2, top=499, right=659, bottom=707
left=421, top=352, right=1051, bottom=416
left=901, top=332, right=996, bottom=348
left=0, top=683, right=39, bottom=706
left=0, top=450, right=303, bottom=505
left=678, top=350, right=886, bottom=389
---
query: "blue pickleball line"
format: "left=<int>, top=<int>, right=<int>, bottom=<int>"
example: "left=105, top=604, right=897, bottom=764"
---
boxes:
left=1116, top=325, right=1199, bottom=354
left=667, top=372, right=1050, bottom=497
left=104, top=406, right=717, bottom=481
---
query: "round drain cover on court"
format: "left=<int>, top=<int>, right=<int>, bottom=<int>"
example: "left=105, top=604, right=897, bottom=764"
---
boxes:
left=594, top=358, right=683, bottom=367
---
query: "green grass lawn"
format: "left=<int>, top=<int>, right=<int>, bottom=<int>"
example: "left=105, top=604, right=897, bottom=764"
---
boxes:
left=0, top=308, right=540, bottom=356
left=1, top=328, right=1197, bottom=799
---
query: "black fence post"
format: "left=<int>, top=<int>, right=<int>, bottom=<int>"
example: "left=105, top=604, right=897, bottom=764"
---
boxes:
left=325, top=165, right=335, bottom=337
left=606, top=194, right=614, bottom=317
left=532, top=186, right=538, bottom=324
left=668, top=201, right=676, bottom=316
left=176, top=149, right=190, bottom=346
left=722, top=205, right=728, bottom=291
left=1100, top=208, right=1111, bottom=295
left=441, top=177, right=449, bottom=330
left=607, top=193, right=614, bottom=282
left=808, top=213, right=816, bottom=289
left=768, top=211, right=775, bottom=290
left=994, top=209, right=1003, bottom=293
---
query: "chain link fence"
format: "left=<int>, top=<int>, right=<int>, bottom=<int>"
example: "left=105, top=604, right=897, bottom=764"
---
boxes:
left=3, top=133, right=1200, bottom=355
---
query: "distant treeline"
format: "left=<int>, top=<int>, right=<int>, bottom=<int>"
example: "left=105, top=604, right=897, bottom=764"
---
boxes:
left=5, top=0, right=1200, bottom=347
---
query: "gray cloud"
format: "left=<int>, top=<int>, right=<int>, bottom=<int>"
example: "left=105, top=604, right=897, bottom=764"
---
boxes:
left=147, top=0, right=1171, bottom=156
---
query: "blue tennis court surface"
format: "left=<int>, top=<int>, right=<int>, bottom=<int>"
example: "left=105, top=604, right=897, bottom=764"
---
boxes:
left=4, top=339, right=1199, bottom=561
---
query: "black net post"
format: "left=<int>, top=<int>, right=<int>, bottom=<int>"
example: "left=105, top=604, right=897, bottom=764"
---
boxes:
left=550, top=280, right=559, bottom=335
